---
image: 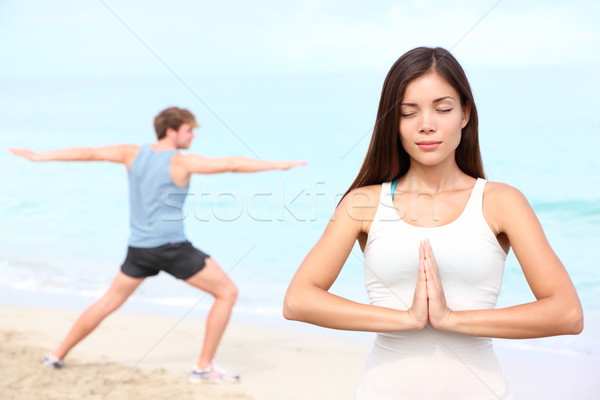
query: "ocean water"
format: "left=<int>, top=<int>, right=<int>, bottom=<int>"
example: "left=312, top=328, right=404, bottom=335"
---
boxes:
left=1, top=67, right=599, bottom=356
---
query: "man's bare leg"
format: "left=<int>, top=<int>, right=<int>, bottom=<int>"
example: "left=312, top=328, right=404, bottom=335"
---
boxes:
left=184, top=257, right=238, bottom=369
left=51, top=271, right=145, bottom=360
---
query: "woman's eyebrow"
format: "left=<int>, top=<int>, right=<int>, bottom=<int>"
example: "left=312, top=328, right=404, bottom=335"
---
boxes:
left=400, top=96, right=456, bottom=107
left=433, top=96, right=455, bottom=103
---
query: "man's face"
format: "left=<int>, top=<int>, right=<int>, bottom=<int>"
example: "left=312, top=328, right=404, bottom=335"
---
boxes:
left=174, top=123, right=196, bottom=149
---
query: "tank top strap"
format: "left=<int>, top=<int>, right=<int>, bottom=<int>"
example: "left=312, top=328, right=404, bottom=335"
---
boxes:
left=139, top=144, right=152, bottom=154
left=379, top=181, right=396, bottom=211
left=380, top=181, right=392, bottom=203
left=130, top=144, right=151, bottom=170
left=461, top=178, right=486, bottom=220
left=374, top=181, right=401, bottom=223
left=390, top=179, right=399, bottom=200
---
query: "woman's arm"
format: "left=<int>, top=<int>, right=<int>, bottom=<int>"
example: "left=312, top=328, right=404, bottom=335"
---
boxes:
left=9, top=145, right=139, bottom=164
left=427, top=183, right=583, bottom=338
left=283, top=187, right=428, bottom=332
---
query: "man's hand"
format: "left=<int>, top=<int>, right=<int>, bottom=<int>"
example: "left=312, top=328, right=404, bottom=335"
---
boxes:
left=275, top=160, right=309, bottom=170
left=9, top=145, right=138, bottom=164
left=9, top=148, right=41, bottom=161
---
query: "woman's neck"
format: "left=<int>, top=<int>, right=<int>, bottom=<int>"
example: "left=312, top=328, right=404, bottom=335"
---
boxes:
left=399, top=158, right=470, bottom=194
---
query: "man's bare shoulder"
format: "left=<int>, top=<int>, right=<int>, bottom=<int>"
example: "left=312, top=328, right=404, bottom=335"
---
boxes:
left=118, top=144, right=141, bottom=165
left=170, top=153, right=232, bottom=176
left=172, top=152, right=205, bottom=160
left=171, top=152, right=206, bottom=168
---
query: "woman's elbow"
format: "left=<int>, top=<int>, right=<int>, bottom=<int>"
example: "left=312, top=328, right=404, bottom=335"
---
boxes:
left=282, top=302, right=295, bottom=321
left=283, top=286, right=310, bottom=321
left=566, top=305, right=584, bottom=335
left=283, top=292, right=301, bottom=321
left=556, top=301, right=584, bottom=335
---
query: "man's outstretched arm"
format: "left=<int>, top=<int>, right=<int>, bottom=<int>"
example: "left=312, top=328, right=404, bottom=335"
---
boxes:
left=9, top=145, right=139, bottom=164
left=179, top=154, right=307, bottom=174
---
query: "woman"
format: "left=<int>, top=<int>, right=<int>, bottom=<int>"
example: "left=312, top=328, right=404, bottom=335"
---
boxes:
left=283, top=47, right=583, bottom=399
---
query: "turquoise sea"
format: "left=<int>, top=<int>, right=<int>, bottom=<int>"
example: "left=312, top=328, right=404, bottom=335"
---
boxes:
left=1, top=67, right=599, bottom=357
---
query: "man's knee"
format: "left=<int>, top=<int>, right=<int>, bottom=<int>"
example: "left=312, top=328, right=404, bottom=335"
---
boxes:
left=218, top=281, right=238, bottom=304
left=226, top=282, right=239, bottom=304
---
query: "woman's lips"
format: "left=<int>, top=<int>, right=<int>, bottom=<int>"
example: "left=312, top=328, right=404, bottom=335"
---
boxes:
left=416, top=141, right=441, bottom=150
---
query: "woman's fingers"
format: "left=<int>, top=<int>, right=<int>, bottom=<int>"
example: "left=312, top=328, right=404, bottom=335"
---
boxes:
left=424, top=243, right=438, bottom=288
left=423, top=240, right=440, bottom=294
left=409, top=244, right=429, bottom=330
left=421, top=239, right=453, bottom=330
left=417, top=258, right=428, bottom=299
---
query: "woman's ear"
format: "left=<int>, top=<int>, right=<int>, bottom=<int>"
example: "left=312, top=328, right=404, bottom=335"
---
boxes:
left=461, top=101, right=471, bottom=129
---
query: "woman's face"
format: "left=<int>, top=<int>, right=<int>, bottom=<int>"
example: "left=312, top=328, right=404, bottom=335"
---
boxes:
left=398, top=72, right=470, bottom=167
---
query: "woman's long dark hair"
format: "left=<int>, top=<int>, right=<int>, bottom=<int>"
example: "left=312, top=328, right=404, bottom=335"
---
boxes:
left=341, top=47, right=484, bottom=201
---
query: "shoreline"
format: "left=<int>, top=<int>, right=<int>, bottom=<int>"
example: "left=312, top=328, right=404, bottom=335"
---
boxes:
left=2, top=284, right=598, bottom=356
left=2, top=297, right=600, bottom=399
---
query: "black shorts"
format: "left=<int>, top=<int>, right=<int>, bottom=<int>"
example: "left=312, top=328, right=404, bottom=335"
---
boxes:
left=121, top=241, right=210, bottom=280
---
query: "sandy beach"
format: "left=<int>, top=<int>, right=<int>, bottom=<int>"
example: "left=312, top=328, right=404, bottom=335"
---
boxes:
left=2, top=303, right=599, bottom=400
left=0, top=304, right=371, bottom=400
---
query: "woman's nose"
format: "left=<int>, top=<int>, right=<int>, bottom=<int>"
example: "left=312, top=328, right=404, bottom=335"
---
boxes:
left=418, top=112, right=436, bottom=134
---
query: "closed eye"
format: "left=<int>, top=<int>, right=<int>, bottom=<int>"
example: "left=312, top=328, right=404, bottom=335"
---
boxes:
left=438, top=109, right=453, bottom=113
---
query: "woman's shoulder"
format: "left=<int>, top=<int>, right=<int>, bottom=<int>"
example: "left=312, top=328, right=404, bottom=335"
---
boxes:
left=349, top=183, right=383, bottom=195
left=336, top=184, right=383, bottom=222
left=483, top=181, right=533, bottom=229
left=483, top=181, right=528, bottom=204
left=483, top=182, right=530, bottom=236
left=342, top=184, right=383, bottom=206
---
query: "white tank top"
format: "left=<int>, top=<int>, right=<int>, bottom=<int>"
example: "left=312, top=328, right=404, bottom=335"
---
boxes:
left=357, top=178, right=513, bottom=400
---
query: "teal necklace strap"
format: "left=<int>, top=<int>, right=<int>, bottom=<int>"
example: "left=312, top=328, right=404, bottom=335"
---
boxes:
left=391, top=179, right=399, bottom=200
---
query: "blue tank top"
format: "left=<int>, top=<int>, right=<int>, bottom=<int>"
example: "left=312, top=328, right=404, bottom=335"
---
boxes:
left=127, top=145, right=189, bottom=247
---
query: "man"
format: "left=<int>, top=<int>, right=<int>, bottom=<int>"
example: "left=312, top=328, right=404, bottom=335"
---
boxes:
left=9, top=106, right=306, bottom=382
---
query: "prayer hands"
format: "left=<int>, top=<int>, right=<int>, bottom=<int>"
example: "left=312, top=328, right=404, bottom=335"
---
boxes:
left=409, top=239, right=453, bottom=330
left=408, top=246, right=428, bottom=329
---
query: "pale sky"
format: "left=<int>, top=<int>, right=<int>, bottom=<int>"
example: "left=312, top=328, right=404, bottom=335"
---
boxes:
left=1, top=0, right=599, bottom=78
